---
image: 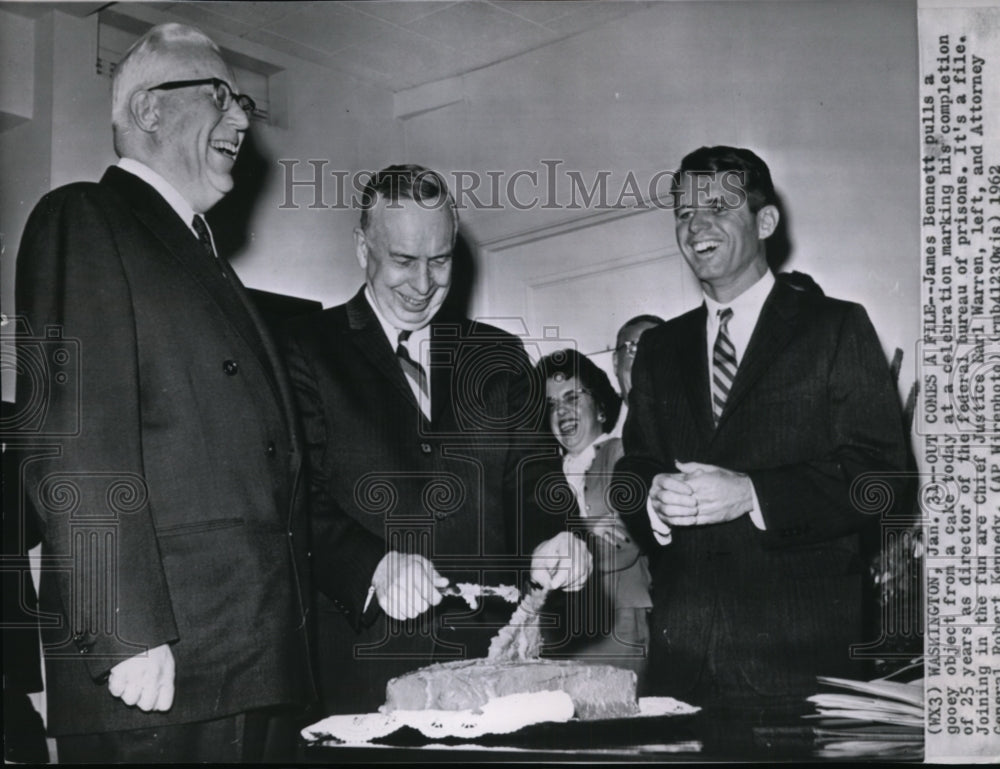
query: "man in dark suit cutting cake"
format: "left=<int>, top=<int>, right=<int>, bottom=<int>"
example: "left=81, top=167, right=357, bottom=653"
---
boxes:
left=615, top=146, right=909, bottom=712
left=281, top=165, right=592, bottom=715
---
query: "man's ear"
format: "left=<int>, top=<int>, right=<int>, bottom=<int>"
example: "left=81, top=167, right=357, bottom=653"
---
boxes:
left=354, top=227, right=369, bottom=270
left=756, top=204, right=780, bottom=240
left=130, top=90, right=159, bottom=133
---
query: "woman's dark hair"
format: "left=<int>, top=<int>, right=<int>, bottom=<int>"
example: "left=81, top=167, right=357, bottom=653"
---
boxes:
left=535, top=348, right=622, bottom=434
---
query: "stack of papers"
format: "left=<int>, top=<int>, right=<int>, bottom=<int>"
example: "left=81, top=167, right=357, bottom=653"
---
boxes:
left=807, top=676, right=923, bottom=727
left=805, top=673, right=923, bottom=759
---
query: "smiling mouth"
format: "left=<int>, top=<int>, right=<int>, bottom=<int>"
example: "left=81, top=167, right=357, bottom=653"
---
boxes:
left=397, top=293, right=432, bottom=311
left=692, top=240, right=722, bottom=255
left=558, top=417, right=578, bottom=435
left=210, top=139, right=239, bottom=159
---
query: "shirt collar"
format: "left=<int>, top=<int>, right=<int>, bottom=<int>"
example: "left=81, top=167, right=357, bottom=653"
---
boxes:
left=703, top=269, right=775, bottom=320
left=363, top=286, right=431, bottom=359
left=562, top=438, right=602, bottom=477
left=117, top=158, right=198, bottom=235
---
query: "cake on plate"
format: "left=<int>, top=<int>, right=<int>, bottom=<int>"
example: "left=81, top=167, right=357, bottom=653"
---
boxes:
left=383, top=658, right=639, bottom=721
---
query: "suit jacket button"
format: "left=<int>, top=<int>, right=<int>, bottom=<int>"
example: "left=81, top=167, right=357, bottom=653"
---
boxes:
left=265, top=441, right=276, bottom=457
left=420, top=443, right=432, bottom=454
left=223, top=359, right=239, bottom=376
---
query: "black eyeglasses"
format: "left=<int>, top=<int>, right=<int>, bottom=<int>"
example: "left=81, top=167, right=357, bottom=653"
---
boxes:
left=546, top=388, right=594, bottom=414
left=148, top=78, right=256, bottom=116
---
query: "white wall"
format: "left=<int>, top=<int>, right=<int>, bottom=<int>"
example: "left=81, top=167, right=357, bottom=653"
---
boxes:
left=398, top=0, right=921, bottom=387
left=0, top=9, right=35, bottom=124
left=1, top=9, right=56, bottom=361
left=233, top=65, right=401, bottom=306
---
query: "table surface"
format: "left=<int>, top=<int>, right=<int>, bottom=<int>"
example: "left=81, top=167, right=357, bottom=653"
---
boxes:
left=301, top=706, right=924, bottom=763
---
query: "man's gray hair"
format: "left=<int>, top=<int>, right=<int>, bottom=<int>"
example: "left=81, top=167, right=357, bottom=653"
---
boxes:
left=111, top=23, right=221, bottom=138
left=358, top=164, right=458, bottom=237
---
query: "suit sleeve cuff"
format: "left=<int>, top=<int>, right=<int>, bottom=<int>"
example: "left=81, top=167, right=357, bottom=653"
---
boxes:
left=747, top=478, right=766, bottom=530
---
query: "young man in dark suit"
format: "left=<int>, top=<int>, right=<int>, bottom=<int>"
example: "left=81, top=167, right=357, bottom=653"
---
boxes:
left=281, top=165, right=592, bottom=715
left=615, top=146, right=909, bottom=713
left=13, top=23, right=312, bottom=762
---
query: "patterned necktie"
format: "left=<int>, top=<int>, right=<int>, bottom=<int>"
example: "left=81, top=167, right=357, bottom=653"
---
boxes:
left=712, top=307, right=737, bottom=424
left=192, top=215, right=224, bottom=274
left=396, top=330, right=429, bottom=403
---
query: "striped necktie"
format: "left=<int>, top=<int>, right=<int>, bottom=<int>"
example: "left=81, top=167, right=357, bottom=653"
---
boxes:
left=396, top=330, right=429, bottom=403
left=192, top=215, right=225, bottom=274
left=712, top=307, right=737, bottom=424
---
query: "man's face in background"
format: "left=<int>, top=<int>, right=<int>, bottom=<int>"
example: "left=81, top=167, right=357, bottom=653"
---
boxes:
left=614, top=319, right=659, bottom=400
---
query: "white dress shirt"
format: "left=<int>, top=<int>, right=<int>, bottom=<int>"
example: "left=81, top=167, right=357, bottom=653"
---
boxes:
left=562, top=440, right=600, bottom=517
left=364, top=286, right=432, bottom=419
left=117, top=158, right=212, bottom=245
left=703, top=270, right=775, bottom=375
left=647, top=271, right=775, bottom=545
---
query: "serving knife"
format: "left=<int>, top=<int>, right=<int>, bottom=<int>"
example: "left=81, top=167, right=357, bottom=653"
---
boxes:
left=439, top=582, right=521, bottom=605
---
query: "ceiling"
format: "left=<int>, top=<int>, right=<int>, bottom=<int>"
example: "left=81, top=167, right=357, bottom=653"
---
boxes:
left=10, top=1, right=656, bottom=92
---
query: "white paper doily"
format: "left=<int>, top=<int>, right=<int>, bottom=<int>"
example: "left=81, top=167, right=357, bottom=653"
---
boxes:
left=302, top=692, right=699, bottom=744
left=302, top=690, right=575, bottom=743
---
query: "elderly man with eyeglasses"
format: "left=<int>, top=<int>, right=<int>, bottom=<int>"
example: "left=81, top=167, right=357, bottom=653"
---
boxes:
left=14, top=23, right=312, bottom=762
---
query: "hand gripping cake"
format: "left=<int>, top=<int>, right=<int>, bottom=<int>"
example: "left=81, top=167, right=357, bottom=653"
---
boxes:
left=383, top=658, right=639, bottom=721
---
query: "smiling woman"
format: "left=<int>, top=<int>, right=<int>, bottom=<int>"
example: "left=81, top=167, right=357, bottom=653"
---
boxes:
left=539, top=348, right=620, bottom=458
left=534, top=349, right=651, bottom=680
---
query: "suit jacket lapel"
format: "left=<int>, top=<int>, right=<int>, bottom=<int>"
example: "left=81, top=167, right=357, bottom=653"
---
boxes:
left=101, top=168, right=281, bottom=402
left=720, top=280, right=799, bottom=422
left=676, top=305, right=715, bottom=437
left=429, top=319, right=462, bottom=426
left=344, top=290, right=421, bottom=411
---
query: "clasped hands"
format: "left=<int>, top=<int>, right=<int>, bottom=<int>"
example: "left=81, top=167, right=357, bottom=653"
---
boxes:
left=372, top=532, right=593, bottom=621
left=647, top=460, right=753, bottom=538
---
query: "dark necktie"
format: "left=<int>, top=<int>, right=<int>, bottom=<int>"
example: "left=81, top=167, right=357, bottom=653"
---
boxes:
left=396, top=330, right=429, bottom=403
left=712, top=307, right=737, bottom=424
left=192, top=215, right=225, bottom=274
